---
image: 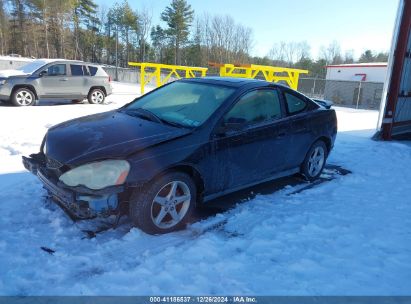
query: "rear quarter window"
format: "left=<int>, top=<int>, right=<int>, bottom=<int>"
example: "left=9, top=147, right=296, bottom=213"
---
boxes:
left=284, top=92, right=307, bottom=114
left=88, top=66, right=98, bottom=76
left=82, top=65, right=90, bottom=76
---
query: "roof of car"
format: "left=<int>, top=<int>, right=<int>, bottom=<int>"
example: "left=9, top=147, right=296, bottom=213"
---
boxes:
left=36, top=58, right=80, bottom=63
left=183, top=76, right=270, bottom=88
left=35, top=59, right=101, bottom=66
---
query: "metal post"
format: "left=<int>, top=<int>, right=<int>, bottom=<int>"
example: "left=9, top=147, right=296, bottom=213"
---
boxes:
left=356, top=81, right=362, bottom=109
left=312, top=78, right=317, bottom=96
left=115, top=25, right=119, bottom=82
left=140, top=64, right=145, bottom=95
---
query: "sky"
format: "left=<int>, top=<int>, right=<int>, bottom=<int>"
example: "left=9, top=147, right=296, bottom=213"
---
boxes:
left=95, top=0, right=399, bottom=60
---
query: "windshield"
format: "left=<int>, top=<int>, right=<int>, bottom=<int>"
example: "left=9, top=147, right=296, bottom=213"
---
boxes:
left=124, top=81, right=235, bottom=128
left=17, top=60, right=49, bottom=74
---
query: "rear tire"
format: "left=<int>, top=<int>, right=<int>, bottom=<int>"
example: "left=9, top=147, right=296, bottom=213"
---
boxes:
left=301, top=140, right=328, bottom=181
left=129, top=172, right=197, bottom=235
left=87, top=88, right=105, bottom=104
left=11, top=88, right=36, bottom=107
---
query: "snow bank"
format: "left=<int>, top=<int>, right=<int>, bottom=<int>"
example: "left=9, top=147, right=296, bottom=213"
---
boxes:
left=0, top=84, right=410, bottom=295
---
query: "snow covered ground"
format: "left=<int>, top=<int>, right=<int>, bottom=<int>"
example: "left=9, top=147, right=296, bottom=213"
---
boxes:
left=0, top=83, right=410, bottom=295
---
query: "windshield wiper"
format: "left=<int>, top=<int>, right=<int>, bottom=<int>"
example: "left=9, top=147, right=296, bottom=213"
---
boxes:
left=122, top=108, right=163, bottom=124
left=159, top=118, right=189, bottom=129
left=121, top=108, right=191, bottom=129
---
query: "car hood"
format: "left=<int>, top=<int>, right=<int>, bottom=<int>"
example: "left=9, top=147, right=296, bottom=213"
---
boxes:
left=0, top=69, right=30, bottom=78
left=45, top=110, right=192, bottom=166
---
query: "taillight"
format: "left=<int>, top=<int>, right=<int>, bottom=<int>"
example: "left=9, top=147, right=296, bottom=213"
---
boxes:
left=108, top=76, right=112, bottom=82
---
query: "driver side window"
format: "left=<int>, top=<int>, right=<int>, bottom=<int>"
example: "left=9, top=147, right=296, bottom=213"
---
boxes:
left=224, top=89, right=282, bottom=126
left=46, top=64, right=66, bottom=76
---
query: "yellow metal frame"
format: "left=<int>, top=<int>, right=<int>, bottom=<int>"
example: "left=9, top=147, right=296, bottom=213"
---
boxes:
left=218, top=64, right=308, bottom=90
left=128, top=62, right=208, bottom=94
left=128, top=62, right=308, bottom=94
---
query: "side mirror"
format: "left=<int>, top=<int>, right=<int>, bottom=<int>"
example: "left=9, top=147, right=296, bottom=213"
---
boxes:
left=39, top=70, right=48, bottom=77
left=215, top=117, right=246, bottom=136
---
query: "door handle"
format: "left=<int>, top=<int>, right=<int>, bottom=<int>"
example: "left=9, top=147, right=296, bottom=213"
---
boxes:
left=277, top=132, right=287, bottom=138
left=59, top=78, right=68, bottom=81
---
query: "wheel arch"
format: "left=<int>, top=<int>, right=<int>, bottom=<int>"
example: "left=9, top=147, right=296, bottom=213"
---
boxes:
left=316, top=136, right=332, bottom=154
left=149, top=164, right=205, bottom=202
left=301, top=136, right=332, bottom=167
left=300, top=136, right=329, bottom=181
left=12, top=85, right=38, bottom=100
left=89, top=86, right=107, bottom=96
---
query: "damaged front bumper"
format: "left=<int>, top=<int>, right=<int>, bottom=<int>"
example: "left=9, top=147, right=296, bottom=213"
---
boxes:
left=22, top=155, right=124, bottom=221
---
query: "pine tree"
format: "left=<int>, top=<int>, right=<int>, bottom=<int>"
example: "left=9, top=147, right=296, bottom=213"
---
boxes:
left=0, top=0, right=7, bottom=55
left=9, top=0, right=28, bottom=56
left=72, top=0, right=99, bottom=60
left=358, top=50, right=374, bottom=63
left=119, top=1, right=138, bottom=65
left=161, top=0, right=194, bottom=65
left=27, top=0, right=51, bottom=57
left=151, top=25, right=167, bottom=63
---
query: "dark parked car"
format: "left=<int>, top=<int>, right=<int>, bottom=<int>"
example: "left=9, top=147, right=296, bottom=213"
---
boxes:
left=23, top=77, right=337, bottom=234
left=0, top=59, right=112, bottom=106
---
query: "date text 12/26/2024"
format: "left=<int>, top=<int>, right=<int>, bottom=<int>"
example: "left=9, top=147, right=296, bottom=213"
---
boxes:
left=149, top=296, right=257, bottom=303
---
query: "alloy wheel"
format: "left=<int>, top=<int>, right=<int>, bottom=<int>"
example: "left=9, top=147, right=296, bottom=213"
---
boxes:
left=16, top=90, right=33, bottom=106
left=91, top=91, right=104, bottom=104
left=307, top=146, right=325, bottom=177
left=151, top=181, right=191, bottom=229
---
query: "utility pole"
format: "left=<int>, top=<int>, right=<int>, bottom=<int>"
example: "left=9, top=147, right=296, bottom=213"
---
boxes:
left=356, top=81, right=362, bottom=109
left=115, top=24, right=119, bottom=81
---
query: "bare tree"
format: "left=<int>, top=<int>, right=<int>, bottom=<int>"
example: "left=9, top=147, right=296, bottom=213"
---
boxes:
left=198, top=14, right=253, bottom=64
left=269, top=41, right=303, bottom=66
left=268, top=41, right=286, bottom=64
left=295, top=41, right=310, bottom=62
left=344, top=49, right=355, bottom=63
left=320, top=40, right=343, bottom=64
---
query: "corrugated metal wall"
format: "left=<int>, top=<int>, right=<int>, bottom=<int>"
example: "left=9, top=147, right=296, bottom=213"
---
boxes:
left=394, top=97, right=411, bottom=122
left=380, top=0, right=411, bottom=139
left=399, top=30, right=411, bottom=95
left=392, top=27, right=411, bottom=135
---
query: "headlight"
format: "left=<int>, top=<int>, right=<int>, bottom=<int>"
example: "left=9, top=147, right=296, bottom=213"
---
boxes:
left=0, top=80, right=6, bottom=85
left=59, top=160, right=130, bottom=190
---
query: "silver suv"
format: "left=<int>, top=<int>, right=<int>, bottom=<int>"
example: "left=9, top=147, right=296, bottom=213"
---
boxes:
left=0, top=59, right=112, bottom=106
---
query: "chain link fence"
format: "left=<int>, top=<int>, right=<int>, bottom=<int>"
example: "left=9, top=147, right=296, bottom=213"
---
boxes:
left=298, top=78, right=384, bottom=110
left=103, top=66, right=183, bottom=86
left=103, top=67, right=140, bottom=83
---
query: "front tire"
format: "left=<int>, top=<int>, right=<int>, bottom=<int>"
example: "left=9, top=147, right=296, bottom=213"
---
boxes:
left=301, top=140, right=328, bottom=181
left=11, top=88, right=36, bottom=107
left=129, top=172, right=197, bottom=235
left=87, top=88, right=105, bottom=104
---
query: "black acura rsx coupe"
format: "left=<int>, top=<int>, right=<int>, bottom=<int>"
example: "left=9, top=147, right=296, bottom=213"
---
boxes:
left=23, top=77, right=337, bottom=234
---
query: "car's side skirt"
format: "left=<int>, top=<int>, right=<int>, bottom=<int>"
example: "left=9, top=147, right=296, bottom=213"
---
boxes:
left=203, top=167, right=300, bottom=202
left=39, top=95, right=85, bottom=100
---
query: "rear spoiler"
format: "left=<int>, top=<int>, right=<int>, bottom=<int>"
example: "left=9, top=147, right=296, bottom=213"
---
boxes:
left=312, top=99, right=333, bottom=109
